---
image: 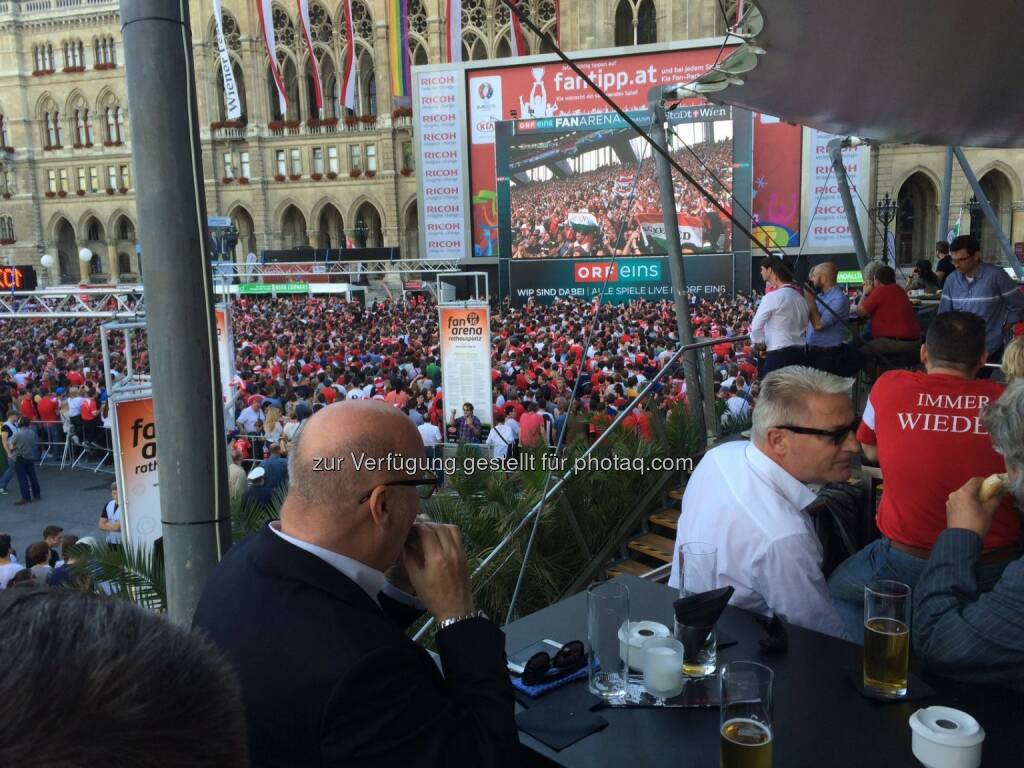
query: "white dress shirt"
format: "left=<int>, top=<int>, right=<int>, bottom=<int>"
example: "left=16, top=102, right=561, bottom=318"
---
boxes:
left=750, top=285, right=809, bottom=351
left=668, top=441, right=848, bottom=640
left=417, top=422, right=443, bottom=446
left=269, top=522, right=419, bottom=608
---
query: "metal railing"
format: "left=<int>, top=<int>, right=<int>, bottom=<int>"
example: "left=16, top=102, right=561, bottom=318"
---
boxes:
left=413, top=333, right=751, bottom=639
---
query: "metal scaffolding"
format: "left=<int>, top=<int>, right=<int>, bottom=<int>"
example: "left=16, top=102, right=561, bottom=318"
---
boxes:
left=0, top=287, right=145, bottom=319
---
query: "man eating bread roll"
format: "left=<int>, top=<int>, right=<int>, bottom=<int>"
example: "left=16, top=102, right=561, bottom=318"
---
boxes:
left=914, top=380, right=1024, bottom=691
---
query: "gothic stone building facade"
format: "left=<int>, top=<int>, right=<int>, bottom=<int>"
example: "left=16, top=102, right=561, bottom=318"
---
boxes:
left=0, top=0, right=1019, bottom=284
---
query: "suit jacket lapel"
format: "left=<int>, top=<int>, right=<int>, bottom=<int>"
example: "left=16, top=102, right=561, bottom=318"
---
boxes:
left=249, top=526, right=384, bottom=615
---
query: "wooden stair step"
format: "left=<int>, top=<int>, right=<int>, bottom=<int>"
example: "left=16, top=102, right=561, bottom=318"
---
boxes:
left=628, top=533, right=676, bottom=563
left=649, top=510, right=680, bottom=531
left=668, top=488, right=684, bottom=502
left=606, top=559, right=653, bottom=579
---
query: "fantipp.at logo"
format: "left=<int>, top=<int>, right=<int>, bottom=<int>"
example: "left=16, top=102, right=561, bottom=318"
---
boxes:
left=477, top=82, right=494, bottom=100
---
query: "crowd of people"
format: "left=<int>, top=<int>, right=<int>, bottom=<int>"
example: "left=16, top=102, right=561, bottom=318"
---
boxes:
left=510, top=140, right=734, bottom=258
left=2, top=234, right=1024, bottom=766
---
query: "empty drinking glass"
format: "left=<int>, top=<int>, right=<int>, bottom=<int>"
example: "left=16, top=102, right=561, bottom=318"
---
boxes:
left=587, top=581, right=630, bottom=699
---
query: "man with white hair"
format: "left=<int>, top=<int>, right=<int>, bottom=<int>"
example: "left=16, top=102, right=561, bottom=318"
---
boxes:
left=913, top=380, right=1024, bottom=691
left=669, top=366, right=860, bottom=639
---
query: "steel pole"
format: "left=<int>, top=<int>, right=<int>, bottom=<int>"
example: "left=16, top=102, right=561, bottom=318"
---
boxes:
left=827, top=138, right=871, bottom=270
left=939, top=147, right=953, bottom=242
left=121, top=0, right=231, bottom=624
left=952, top=147, right=1024, bottom=279
left=649, top=105, right=712, bottom=442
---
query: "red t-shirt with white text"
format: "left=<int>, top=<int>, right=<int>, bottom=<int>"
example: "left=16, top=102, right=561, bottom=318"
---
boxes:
left=857, top=370, right=1017, bottom=550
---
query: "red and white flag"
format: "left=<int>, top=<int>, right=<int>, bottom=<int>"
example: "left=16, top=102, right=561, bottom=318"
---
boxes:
left=509, top=0, right=527, bottom=57
left=296, top=0, right=323, bottom=114
left=257, top=0, right=287, bottom=116
left=340, top=0, right=357, bottom=111
left=445, top=0, right=462, bottom=63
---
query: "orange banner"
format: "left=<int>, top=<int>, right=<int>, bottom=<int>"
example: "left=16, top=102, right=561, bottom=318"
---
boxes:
left=114, top=397, right=161, bottom=551
left=438, top=304, right=492, bottom=430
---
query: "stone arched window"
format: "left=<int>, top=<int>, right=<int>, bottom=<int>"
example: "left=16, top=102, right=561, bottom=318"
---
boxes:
left=38, top=97, right=62, bottom=148
left=460, top=0, right=556, bottom=60
left=409, top=0, right=429, bottom=64
left=614, top=0, right=657, bottom=47
left=0, top=215, right=14, bottom=243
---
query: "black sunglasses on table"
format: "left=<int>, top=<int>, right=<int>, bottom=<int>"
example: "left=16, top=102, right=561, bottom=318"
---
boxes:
left=775, top=417, right=860, bottom=446
left=358, top=477, right=439, bottom=504
left=521, top=640, right=586, bottom=686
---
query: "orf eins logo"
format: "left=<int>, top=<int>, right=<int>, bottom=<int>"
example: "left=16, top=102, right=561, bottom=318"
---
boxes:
left=477, top=82, right=494, bottom=100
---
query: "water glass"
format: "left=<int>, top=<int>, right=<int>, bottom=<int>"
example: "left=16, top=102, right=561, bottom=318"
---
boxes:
left=720, top=661, right=774, bottom=768
left=642, top=636, right=684, bottom=699
left=863, top=580, right=911, bottom=697
left=587, top=580, right=630, bottom=699
left=676, top=541, right=717, bottom=676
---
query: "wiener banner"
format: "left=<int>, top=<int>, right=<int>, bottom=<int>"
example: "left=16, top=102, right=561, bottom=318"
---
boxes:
left=214, top=304, right=236, bottom=405
left=113, top=397, right=161, bottom=552
left=438, top=304, right=493, bottom=430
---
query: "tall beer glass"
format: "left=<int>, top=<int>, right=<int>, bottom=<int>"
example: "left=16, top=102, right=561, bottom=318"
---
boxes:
left=863, top=579, right=911, bottom=697
left=676, top=541, right=718, bottom=676
left=720, top=661, right=773, bottom=768
left=587, top=581, right=629, bottom=699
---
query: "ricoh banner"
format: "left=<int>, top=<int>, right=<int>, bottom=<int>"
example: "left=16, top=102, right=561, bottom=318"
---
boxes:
left=413, top=69, right=468, bottom=260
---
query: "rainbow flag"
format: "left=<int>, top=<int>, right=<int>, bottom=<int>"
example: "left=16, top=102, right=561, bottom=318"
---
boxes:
left=388, top=0, right=412, bottom=108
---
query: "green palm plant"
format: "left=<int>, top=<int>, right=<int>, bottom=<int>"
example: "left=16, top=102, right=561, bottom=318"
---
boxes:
left=73, top=405, right=705, bottom=625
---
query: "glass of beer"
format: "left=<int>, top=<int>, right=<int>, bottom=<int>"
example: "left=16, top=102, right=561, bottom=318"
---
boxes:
left=720, top=661, right=773, bottom=768
left=587, top=581, right=630, bottom=699
left=677, top=542, right=718, bottom=676
left=863, top=580, right=911, bottom=697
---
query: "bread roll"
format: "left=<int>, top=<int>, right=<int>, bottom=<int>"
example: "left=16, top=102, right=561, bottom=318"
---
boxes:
left=979, top=473, right=1009, bottom=503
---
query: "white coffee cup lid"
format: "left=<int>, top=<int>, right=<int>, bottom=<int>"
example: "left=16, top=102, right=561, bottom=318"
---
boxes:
left=909, top=707, right=985, bottom=748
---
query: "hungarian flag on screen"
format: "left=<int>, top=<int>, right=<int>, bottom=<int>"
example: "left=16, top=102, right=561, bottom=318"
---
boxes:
left=568, top=212, right=599, bottom=233
left=636, top=213, right=704, bottom=250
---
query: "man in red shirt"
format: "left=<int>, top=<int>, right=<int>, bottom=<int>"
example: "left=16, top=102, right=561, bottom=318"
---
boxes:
left=829, top=311, right=1018, bottom=640
left=855, top=265, right=921, bottom=374
left=518, top=401, right=548, bottom=448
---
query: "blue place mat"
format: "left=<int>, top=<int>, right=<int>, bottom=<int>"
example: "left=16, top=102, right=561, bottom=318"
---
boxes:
left=512, top=663, right=590, bottom=698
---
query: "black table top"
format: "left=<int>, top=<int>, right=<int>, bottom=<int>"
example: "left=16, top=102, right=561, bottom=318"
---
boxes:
left=505, top=575, right=1023, bottom=767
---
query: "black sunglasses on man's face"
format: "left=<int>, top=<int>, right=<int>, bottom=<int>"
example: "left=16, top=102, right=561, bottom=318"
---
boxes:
left=774, top=417, right=860, bottom=446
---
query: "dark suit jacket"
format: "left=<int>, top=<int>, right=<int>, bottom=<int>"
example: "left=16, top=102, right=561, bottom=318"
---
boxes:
left=193, top=526, right=519, bottom=767
left=914, top=527, right=1024, bottom=692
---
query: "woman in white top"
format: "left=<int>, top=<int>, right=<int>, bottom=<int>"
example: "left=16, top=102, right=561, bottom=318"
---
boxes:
left=485, top=413, right=517, bottom=460
left=263, top=406, right=284, bottom=446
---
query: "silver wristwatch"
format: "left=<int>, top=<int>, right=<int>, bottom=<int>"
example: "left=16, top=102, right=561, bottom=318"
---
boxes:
left=437, top=609, right=488, bottom=630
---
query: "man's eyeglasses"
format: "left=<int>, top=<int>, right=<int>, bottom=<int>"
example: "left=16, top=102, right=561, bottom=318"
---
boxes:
left=774, top=417, right=860, bottom=446
left=358, top=477, right=439, bottom=504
